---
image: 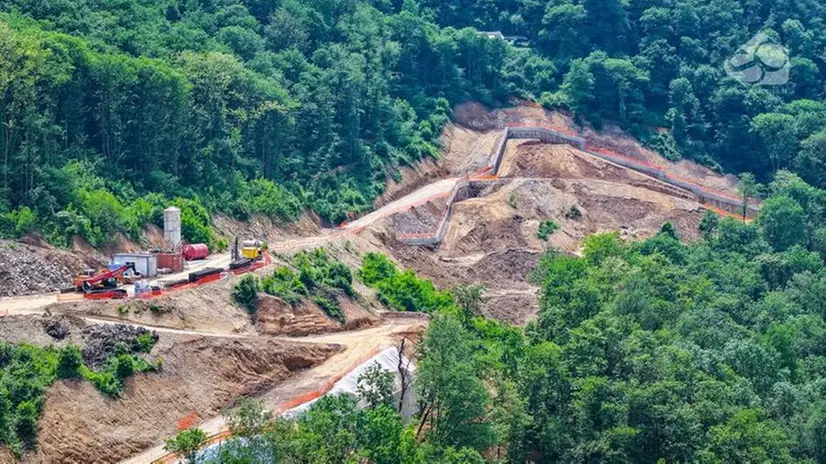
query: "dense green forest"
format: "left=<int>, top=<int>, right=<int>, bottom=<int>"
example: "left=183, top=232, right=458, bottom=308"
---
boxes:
left=0, top=0, right=546, bottom=246
left=199, top=171, right=826, bottom=463
left=4, top=0, right=826, bottom=247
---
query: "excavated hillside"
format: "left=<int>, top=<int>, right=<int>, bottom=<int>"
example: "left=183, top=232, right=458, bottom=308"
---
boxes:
left=355, top=104, right=729, bottom=324
left=0, top=315, right=340, bottom=464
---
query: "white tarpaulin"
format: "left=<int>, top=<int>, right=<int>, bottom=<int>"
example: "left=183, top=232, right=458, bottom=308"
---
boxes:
left=282, top=345, right=417, bottom=420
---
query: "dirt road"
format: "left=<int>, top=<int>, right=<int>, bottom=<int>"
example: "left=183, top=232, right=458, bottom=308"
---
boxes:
left=121, top=316, right=424, bottom=464
left=0, top=252, right=232, bottom=315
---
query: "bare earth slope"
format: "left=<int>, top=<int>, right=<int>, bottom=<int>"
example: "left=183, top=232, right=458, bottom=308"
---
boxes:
left=33, top=336, right=339, bottom=464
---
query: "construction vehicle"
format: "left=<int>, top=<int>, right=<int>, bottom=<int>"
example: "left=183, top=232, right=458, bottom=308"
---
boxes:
left=72, top=263, right=138, bottom=293
left=239, top=239, right=264, bottom=260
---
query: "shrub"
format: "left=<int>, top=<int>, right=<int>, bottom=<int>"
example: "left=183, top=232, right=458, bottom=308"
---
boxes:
left=360, top=254, right=454, bottom=313
left=57, top=346, right=83, bottom=379
left=243, top=178, right=302, bottom=222
left=164, top=428, right=208, bottom=464
left=565, top=206, right=582, bottom=220
left=232, top=274, right=260, bottom=314
left=537, top=220, right=559, bottom=241
left=312, top=295, right=345, bottom=324
left=172, top=198, right=214, bottom=247
left=134, top=332, right=157, bottom=353
left=261, top=267, right=305, bottom=305
left=359, top=253, right=398, bottom=285
left=14, top=401, right=38, bottom=444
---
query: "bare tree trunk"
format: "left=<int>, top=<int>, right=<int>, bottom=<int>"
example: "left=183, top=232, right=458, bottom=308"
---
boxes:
left=397, top=339, right=408, bottom=414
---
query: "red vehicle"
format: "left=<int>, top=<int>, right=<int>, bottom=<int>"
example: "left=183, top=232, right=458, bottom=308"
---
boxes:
left=72, top=263, right=137, bottom=292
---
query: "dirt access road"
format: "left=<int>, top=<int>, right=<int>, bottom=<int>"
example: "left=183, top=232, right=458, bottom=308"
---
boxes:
left=121, top=315, right=424, bottom=464
left=0, top=252, right=233, bottom=315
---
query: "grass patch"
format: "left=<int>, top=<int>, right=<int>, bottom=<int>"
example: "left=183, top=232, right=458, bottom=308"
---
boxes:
left=242, top=248, right=354, bottom=323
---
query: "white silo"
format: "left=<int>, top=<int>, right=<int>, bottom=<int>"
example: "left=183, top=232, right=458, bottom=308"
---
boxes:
left=164, top=207, right=181, bottom=250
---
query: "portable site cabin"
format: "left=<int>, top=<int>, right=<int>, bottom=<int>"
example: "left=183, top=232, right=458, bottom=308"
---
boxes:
left=112, top=253, right=158, bottom=278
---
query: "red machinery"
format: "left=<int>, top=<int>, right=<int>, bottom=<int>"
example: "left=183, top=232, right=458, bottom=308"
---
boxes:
left=72, top=263, right=137, bottom=292
left=182, top=243, right=209, bottom=261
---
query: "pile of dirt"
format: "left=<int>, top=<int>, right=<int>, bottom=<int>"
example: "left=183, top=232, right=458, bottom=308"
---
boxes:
left=80, top=324, right=158, bottom=367
left=0, top=239, right=105, bottom=298
left=32, top=335, right=340, bottom=463
left=257, top=293, right=380, bottom=337
left=392, top=198, right=448, bottom=237
left=0, top=315, right=88, bottom=347
left=487, top=103, right=741, bottom=196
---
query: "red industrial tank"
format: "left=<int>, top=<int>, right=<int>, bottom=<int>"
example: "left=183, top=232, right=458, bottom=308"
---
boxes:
left=182, top=243, right=209, bottom=261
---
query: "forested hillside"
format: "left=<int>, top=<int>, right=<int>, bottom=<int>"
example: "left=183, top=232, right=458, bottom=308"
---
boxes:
left=420, top=0, right=826, bottom=179
left=2, top=0, right=826, bottom=247
left=0, top=0, right=552, bottom=246
left=201, top=171, right=826, bottom=463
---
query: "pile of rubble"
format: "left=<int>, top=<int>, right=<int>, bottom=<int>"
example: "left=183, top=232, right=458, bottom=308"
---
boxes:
left=0, top=239, right=103, bottom=297
left=80, top=324, right=158, bottom=366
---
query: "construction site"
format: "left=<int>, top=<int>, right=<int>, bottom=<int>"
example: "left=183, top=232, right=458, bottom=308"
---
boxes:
left=0, top=103, right=760, bottom=463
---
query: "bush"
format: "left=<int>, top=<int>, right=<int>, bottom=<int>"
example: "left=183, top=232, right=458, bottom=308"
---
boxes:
left=312, top=295, right=345, bottom=324
left=243, top=178, right=302, bottom=222
left=359, top=253, right=398, bottom=285
left=261, top=267, right=305, bottom=305
left=14, top=401, right=38, bottom=445
left=565, top=206, right=582, bottom=220
left=232, top=274, right=260, bottom=314
left=172, top=198, right=215, bottom=247
left=537, top=220, right=559, bottom=241
left=57, top=346, right=83, bottom=379
left=164, top=428, right=208, bottom=463
left=133, top=332, right=157, bottom=353
left=360, top=253, right=454, bottom=313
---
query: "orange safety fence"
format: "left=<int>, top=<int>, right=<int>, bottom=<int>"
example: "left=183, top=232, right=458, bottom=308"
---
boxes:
left=153, top=346, right=384, bottom=464
left=704, top=202, right=753, bottom=222
left=62, top=252, right=277, bottom=305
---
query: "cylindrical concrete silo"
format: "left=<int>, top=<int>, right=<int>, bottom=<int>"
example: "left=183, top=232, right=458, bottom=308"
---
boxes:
left=164, top=207, right=181, bottom=250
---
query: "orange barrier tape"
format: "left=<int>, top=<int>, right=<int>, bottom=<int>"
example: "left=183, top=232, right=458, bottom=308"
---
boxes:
left=704, top=202, right=753, bottom=222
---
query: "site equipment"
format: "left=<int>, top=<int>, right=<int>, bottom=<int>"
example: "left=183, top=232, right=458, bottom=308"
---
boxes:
left=183, top=243, right=209, bottom=261
left=72, top=263, right=137, bottom=292
left=241, top=239, right=264, bottom=260
left=188, top=267, right=223, bottom=283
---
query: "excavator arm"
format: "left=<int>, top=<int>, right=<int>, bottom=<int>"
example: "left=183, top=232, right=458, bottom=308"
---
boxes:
left=78, top=263, right=137, bottom=291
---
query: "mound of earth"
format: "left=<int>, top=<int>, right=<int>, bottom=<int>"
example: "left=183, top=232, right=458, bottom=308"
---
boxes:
left=256, top=294, right=379, bottom=337
left=0, top=239, right=105, bottom=298
left=455, top=101, right=741, bottom=196
left=31, top=335, right=340, bottom=464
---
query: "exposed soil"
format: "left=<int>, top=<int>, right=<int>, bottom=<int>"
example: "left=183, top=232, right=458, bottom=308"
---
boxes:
left=45, top=273, right=256, bottom=336
left=79, top=324, right=157, bottom=367
left=392, top=197, right=448, bottom=237
left=212, top=212, right=322, bottom=245
left=256, top=294, right=379, bottom=337
left=31, top=336, right=339, bottom=464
